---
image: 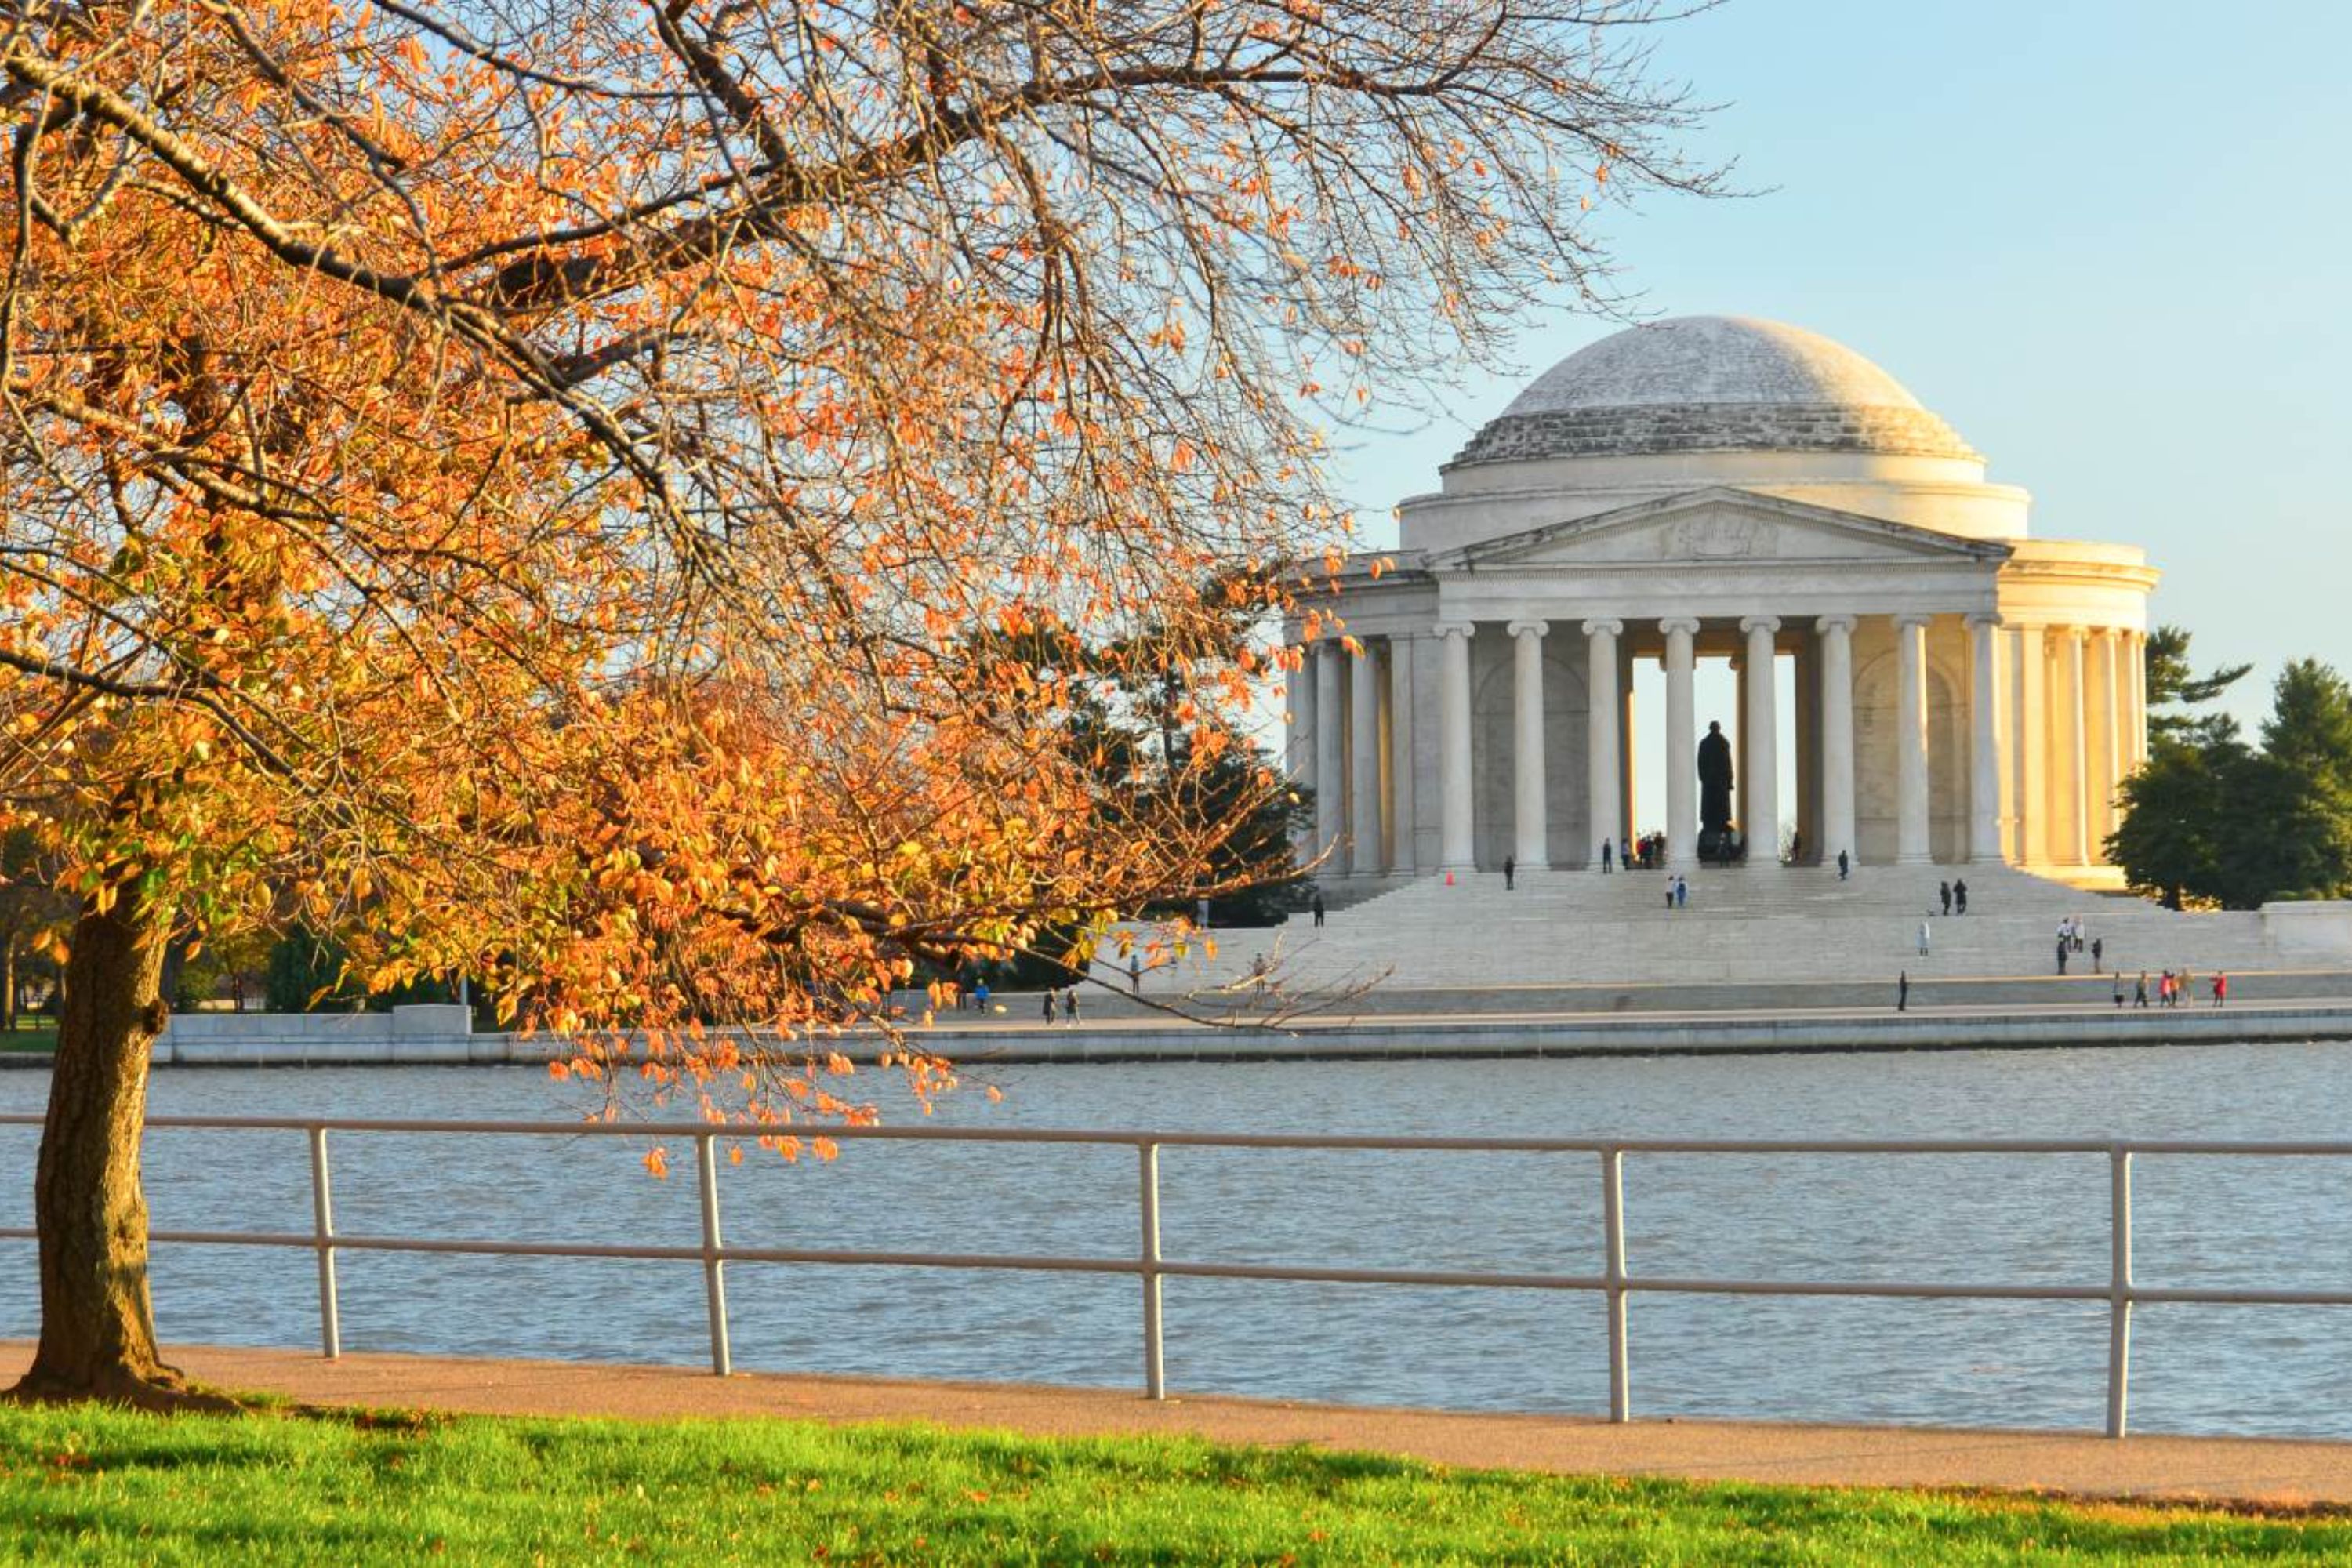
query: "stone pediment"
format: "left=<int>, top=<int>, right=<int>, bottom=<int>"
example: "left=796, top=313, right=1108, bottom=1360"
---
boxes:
left=1425, top=488, right=2012, bottom=572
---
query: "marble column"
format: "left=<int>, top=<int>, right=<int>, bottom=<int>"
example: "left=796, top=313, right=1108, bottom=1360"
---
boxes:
left=1287, top=654, right=1316, bottom=863
left=1818, top=615, right=1857, bottom=869
left=2117, top=625, right=2136, bottom=846
left=1387, top=635, right=1417, bottom=873
left=1967, top=613, right=2005, bottom=864
left=2130, top=631, right=2150, bottom=769
left=2064, top=626, right=2091, bottom=865
left=1349, top=638, right=1385, bottom=877
left=1583, top=619, right=1624, bottom=870
left=1740, top=616, right=1781, bottom=866
left=1661, top=617, right=1700, bottom=872
left=1508, top=621, right=1550, bottom=871
left=1436, top=622, right=1475, bottom=869
left=2016, top=625, right=2050, bottom=866
left=1313, top=640, right=1345, bottom=869
left=1894, top=614, right=1932, bottom=864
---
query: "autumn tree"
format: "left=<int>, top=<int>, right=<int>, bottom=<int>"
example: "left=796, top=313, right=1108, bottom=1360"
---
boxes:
left=1, top=1, right=1716, bottom=1403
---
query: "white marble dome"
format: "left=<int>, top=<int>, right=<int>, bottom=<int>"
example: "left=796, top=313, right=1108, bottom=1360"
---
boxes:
left=1504, top=316, right=1926, bottom=415
left=1450, top=314, right=1979, bottom=468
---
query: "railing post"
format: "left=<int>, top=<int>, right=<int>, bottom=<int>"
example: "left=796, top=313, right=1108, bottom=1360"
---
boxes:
left=1602, top=1147, right=1629, bottom=1423
left=2107, top=1146, right=2133, bottom=1439
left=307, top=1126, right=341, bottom=1359
left=696, top=1134, right=732, bottom=1377
left=1139, top=1141, right=1165, bottom=1401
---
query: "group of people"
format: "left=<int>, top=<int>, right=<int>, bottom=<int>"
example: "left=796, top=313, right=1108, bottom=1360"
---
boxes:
left=1662, top=875, right=1690, bottom=909
left=956, top=973, right=1094, bottom=1023
left=2054, top=915, right=2099, bottom=975
left=1913, top=880, right=1976, bottom=955
left=2124, top=968, right=2227, bottom=1007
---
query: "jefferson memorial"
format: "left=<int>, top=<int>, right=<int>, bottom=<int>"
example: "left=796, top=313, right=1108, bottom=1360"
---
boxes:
left=1287, top=316, right=2157, bottom=889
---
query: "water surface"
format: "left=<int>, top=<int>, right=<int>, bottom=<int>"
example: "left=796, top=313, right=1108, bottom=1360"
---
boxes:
left=4, top=1041, right=2350, bottom=1437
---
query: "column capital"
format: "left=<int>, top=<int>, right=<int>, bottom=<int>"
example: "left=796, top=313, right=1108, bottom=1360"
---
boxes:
left=1965, top=611, right=2005, bottom=631
left=1432, top=619, right=1475, bottom=641
left=1506, top=619, right=1550, bottom=640
left=1738, top=615, right=1782, bottom=636
left=1658, top=616, right=1701, bottom=638
left=1580, top=617, right=1624, bottom=638
left=1816, top=613, right=1859, bottom=637
left=1893, top=612, right=1933, bottom=631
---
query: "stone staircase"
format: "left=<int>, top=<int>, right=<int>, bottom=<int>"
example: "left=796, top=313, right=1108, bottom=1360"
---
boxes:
left=1105, top=863, right=2289, bottom=995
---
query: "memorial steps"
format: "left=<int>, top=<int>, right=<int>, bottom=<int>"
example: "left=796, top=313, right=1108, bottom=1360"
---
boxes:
left=1108, top=863, right=2282, bottom=996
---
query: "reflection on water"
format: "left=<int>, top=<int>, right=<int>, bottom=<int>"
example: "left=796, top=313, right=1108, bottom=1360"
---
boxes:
left=4, top=1040, right=2352, bottom=1437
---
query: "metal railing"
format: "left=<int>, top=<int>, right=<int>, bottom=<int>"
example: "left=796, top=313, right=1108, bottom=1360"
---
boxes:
left=7, top=1114, right=2352, bottom=1438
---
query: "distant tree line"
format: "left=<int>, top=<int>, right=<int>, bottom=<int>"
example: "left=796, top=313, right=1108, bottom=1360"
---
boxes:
left=2108, top=629, right=2352, bottom=909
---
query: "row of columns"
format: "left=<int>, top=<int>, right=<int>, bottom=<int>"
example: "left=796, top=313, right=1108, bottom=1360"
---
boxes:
left=1294, top=616, right=2146, bottom=878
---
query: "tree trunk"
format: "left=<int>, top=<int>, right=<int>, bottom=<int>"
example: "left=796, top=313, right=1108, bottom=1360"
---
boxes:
left=2, top=935, right=15, bottom=1036
left=12, top=890, right=229, bottom=1407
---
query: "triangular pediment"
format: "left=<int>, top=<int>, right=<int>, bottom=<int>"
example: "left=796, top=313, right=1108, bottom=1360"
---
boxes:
left=1426, top=488, right=2012, bottom=572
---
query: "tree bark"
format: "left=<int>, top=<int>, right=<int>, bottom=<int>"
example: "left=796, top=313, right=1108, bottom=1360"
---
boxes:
left=12, top=889, right=229, bottom=1406
left=2, top=935, right=15, bottom=1036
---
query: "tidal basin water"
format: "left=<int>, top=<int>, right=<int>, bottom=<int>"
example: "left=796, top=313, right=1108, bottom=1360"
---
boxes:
left=6, top=1041, right=2352, bottom=1439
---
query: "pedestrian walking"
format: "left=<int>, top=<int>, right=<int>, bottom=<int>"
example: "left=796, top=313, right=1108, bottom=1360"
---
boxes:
left=1675, top=875, right=1689, bottom=909
left=1939, top=880, right=1952, bottom=916
left=1954, top=879, right=1969, bottom=915
left=1128, top=953, right=1142, bottom=996
left=1311, top=891, right=1325, bottom=927
left=1918, top=919, right=1931, bottom=957
left=1065, top=988, right=1081, bottom=1025
left=975, top=978, right=991, bottom=1013
left=2056, top=938, right=2069, bottom=975
left=2212, top=971, right=2229, bottom=1007
left=1664, top=881, right=1675, bottom=909
left=2159, top=968, right=2174, bottom=1007
left=1250, top=953, right=1269, bottom=996
left=1602, top=838, right=1613, bottom=873
left=2092, top=936, right=2105, bottom=973
left=1504, top=854, right=1515, bottom=891
left=1621, top=837, right=1632, bottom=872
left=2134, top=971, right=2149, bottom=1007
left=2113, top=976, right=2124, bottom=1007
left=1837, top=848, right=1850, bottom=882
left=1898, top=971, right=1910, bottom=1011
left=1042, top=989, right=1057, bottom=1025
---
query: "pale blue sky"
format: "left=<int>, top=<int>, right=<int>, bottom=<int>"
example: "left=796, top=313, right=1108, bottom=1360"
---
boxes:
left=1325, top=0, right=2349, bottom=744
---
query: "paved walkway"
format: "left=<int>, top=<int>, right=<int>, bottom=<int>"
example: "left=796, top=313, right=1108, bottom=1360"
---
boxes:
left=10, top=1342, right=2350, bottom=1513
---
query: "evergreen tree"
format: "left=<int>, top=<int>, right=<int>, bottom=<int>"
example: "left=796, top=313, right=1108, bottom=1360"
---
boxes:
left=2143, top=625, right=2252, bottom=750
left=2108, top=737, right=2241, bottom=909
left=2230, top=662, right=2352, bottom=902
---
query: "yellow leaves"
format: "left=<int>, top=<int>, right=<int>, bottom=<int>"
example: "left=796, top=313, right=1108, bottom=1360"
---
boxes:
left=644, top=1146, right=670, bottom=1180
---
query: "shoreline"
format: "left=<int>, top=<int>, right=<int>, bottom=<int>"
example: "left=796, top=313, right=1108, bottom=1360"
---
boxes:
left=5, top=997, right=2350, bottom=1069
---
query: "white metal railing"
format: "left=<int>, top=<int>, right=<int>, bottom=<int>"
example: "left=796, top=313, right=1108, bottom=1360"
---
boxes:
left=6, top=1115, right=2352, bottom=1438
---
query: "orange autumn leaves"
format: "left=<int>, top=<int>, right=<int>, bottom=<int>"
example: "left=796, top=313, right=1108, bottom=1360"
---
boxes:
left=2, top=2, right=1712, bottom=1139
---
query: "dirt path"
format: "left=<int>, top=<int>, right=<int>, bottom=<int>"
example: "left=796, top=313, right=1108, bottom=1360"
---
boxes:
left=8, top=1341, right=2350, bottom=1512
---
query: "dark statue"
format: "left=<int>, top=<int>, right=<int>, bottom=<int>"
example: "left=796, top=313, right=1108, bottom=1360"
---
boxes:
left=1697, top=720, right=1737, bottom=860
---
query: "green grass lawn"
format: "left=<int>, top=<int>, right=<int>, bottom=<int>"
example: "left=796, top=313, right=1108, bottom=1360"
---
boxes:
left=0, top=1403, right=2346, bottom=1564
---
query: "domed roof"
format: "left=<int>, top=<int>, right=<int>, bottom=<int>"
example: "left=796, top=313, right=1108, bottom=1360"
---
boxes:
left=1450, top=315, right=1979, bottom=469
